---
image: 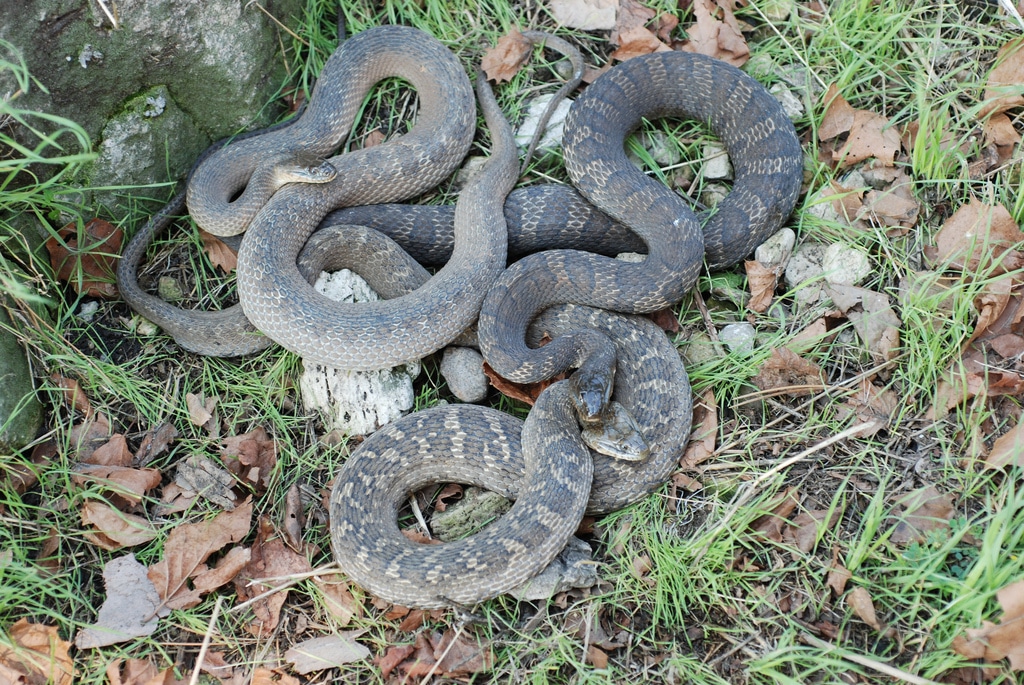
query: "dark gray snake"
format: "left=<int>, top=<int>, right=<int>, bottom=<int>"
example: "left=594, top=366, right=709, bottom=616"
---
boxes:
left=116, top=26, right=802, bottom=608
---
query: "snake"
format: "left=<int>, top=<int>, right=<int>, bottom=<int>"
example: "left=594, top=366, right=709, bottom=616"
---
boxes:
left=116, top=26, right=803, bottom=607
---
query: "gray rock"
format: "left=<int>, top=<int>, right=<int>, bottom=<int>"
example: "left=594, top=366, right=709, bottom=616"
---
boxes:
left=0, top=0, right=303, bottom=217
left=440, top=346, right=488, bottom=403
left=703, top=142, right=733, bottom=180
left=785, top=242, right=827, bottom=306
left=822, top=243, right=872, bottom=286
left=754, top=227, right=796, bottom=270
left=431, top=486, right=512, bottom=542
left=515, top=93, right=572, bottom=153
left=0, top=306, right=43, bottom=454
left=719, top=323, right=756, bottom=355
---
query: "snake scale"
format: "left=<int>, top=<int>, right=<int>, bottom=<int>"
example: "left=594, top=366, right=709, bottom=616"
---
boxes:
left=116, top=25, right=802, bottom=608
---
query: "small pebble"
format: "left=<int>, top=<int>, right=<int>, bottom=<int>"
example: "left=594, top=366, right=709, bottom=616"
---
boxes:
left=719, top=323, right=756, bottom=355
left=440, top=346, right=489, bottom=403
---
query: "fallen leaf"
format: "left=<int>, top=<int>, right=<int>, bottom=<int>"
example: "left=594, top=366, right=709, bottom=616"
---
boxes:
left=81, top=501, right=158, bottom=550
left=134, top=422, right=179, bottom=467
left=191, top=545, right=251, bottom=595
left=827, top=284, right=902, bottom=363
left=746, top=259, right=779, bottom=313
left=679, top=0, right=749, bottom=66
left=481, top=29, right=532, bottom=83
left=284, top=634, right=370, bottom=673
left=833, top=110, right=901, bottom=167
left=175, top=454, right=238, bottom=509
left=846, top=586, right=883, bottom=631
left=954, top=578, right=1024, bottom=670
left=50, top=373, right=94, bottom=418
left=185, top=392, right=216, bottom=428
left=827, top=552, right=852, bottom=596
left=147, top=499, right=253, bottom=610
left=75, top=554, right=165, bottom=648
left=251, top=667, right=301, bottom=685
left=888, top=485, right=954, bottom=545
left=283, top=483, right=304, bottom=551
left=314, top=573, right=362, bottom=626
left=483, top=360, right=565, bottom=406
left=220, top=426, right=277, bottom=492
left=681, top=387, right=717, bottom=469
left=587, top=645, right=609, bottom=668
left=550, top=0, right=617, bottom=30
left=46, top=218, right=123, bottom=298
left=783, top=509, right=841, bottom=554
left=836, top=378, right=898, bottom=437
left=751, top=348, right=825, bottom=396
left=106, top=658, right=177, bottom=685
left=932, top=198, right=1024, bottom=274
left=983, top=112, right=1020, bottom=165
left=198, top=229, right=237, bottom=273
left=234, top=516, right=313, bottom=637
left=85, top=434, right=133, bottom=467
left=377, top=644, right=416, bottom=678
left=0, top=619, right=75, bottom=685
left=980, top=37, right=1024, bottom=116
left=819, top=84, right=856, bottom=142
left=73, top=464, right=162, bottom=506
left=986, top=418, right=1024, bottom=470
left=609, top=25, right=670, bottom=61
left=751, top=487, right=800, bottom=543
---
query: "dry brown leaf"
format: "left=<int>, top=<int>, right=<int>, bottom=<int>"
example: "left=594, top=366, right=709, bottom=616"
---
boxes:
left=750, top=487, right=800, bottom=543
left=837, top=378, right=898, bottom=437
left=191, top=545, right=251, bottom=594
left=834, top=110, right=901, bottom=167
left=251, top=667, right=301, bottom=685
left=481, top=29, right=532, bottom=83
left=846, top=586, right=883, bottom=631
left=134, top=422, right=179, bottom=466
left=751, top=348, right=825, bottom=396
left=609, top=25, right=670, bottom=61
left=220, top=426, right=277, bottom=492
left=483, top=360, right=564, bottom=406
left=980, top=37, right=1024, bottom=117
left=933, top=198, right=1024, bottom=274
left=284, top=634, right=370, bottom=673
left=73, top=463, right=162, bottom=507
left=283, top=483, right=304, bottom=551
left=0, top=619, right=75, bottom=685
left=783, top=509, right=840, bottom=554
left=106, top=658, right=178, bottom=685
left=50, top=373, right=94, bottom=418
left=827, top=556, right=852, bottom=596
left=819, top=84, right=856, bottom=142
left=315, top=573, right=362, bottom=626
left=969, top=274, right=1014, bottom=347
left=550, top=0, right=617, bottom=30
left=69, top=412, right=112, bottom=462
left=678, top=0, right=749, bottom=66
left=234, top=516, right=313, bottom=637
left=745, top=259, right=779, bottom=313
left=197, top=229, right=237, bottom=273
left=81, top=502, right=158, bottom=550
left=984, top=113, right=1021, bottom=165
left=75, top=554, right=164, bottom=648
left=681, top=387, right=717, bottom=469
left=185, top=392, right=216, bottom=428
left=862, top=187, right=920, bottom=230
left=47, top=218, right=123, bottom=299
left=362, top=128, right=385, bottom=149
left=889, top=485, right=954, bottom=545
left=610, top=0, right=656, bottom=43
left=175, top=454, right=237, bottom=510
left=986, top=418, right=1024, bottom=470
left=587, top=645, right=610, bottom=668
left=86, top=433, right=133, bottom=467
left=954, top=579, right=1024, bottom=671
left=147, top=499, right=253, bottom=610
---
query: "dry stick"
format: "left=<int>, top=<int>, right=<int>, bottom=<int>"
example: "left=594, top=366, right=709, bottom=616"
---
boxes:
left=692, top=421, right=875, bottom=564
left=228, top=564, right=341, bottom=614
left=188, top=595, right=224, bottom=685
left=800, top=633, right=941, bottom=685
left=94, top=0, right=119, bottom=29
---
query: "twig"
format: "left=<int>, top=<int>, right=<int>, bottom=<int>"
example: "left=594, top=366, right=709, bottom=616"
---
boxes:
left=800, top=633, right=942, bottom=685
left=94, top=0, right=119, bottom=29
left=228, top=563, right=341, bottom=614
left=188, top=595, right=224, bottom=685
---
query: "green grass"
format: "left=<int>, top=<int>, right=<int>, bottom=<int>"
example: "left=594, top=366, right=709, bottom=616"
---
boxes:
left=3, top=0, right=1024, bottom=682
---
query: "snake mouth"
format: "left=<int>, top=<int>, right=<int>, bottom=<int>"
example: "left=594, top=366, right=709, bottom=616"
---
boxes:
left=271, top=158, right=338, bottom=187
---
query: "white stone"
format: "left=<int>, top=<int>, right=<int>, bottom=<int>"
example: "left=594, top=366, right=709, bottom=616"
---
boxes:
left=785, top=243, right=827, bottom=305
left=822, top=243, right=872, bottom=286
left=770, top=82, right=804, bottom=119
left=299, top=269, right=419, bottom=436
left=719, top=323, right=756, bottom=355
left=755, top=228, right=797, bottom=269
left=515, top=93, right=573, bottom=153
left=703, top=142, right=733, bottom=180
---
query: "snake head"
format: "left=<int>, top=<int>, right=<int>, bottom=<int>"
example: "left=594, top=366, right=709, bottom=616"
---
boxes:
left=569, top=366, right=613, bottom=422
left=273, top=158, right=338, bottom=188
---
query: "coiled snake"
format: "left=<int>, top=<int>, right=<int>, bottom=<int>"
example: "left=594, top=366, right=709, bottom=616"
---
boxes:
left=117, top=25, right=802, bottom=608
